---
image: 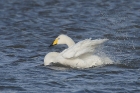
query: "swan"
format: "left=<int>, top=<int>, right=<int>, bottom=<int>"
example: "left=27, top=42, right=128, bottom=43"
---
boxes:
left=44, top=34, right=113, bottom=68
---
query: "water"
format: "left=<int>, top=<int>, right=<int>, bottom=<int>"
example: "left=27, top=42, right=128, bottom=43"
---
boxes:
left=0, top=0, right=140, bottom=93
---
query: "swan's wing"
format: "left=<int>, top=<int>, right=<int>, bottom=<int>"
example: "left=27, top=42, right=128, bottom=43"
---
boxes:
left=61, top=39, right=108, bottom=58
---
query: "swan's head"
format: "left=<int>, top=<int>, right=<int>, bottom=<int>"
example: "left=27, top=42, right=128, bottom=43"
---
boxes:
left=50, top=34, right=67, bottom=45
left=49, top=34, right=75, bottom=47
left=44, top=52, right=59, bottom=66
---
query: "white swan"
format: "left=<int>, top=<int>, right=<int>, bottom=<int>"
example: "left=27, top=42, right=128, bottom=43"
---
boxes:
left=44, top=34, right=113, bottom=68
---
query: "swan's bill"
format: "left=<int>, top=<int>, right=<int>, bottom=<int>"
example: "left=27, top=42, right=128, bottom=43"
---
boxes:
left=49, top=38, right=58, bottom=47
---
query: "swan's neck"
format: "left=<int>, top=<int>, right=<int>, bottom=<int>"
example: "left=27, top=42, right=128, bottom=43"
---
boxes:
left=65, top=36, right=75, bottom=47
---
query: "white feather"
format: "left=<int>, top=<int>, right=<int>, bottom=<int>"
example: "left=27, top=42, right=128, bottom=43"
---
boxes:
left=61, top=39, right=108, bottom=58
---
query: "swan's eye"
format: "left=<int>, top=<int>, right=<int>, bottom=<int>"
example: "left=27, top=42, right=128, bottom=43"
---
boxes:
left=58, top=38, right=60, bottom=40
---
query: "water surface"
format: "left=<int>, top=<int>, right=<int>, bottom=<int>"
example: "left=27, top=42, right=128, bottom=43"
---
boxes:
left=0, top=0, right=140, bottom=93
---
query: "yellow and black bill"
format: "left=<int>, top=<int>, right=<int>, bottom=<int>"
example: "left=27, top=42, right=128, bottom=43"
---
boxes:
left=49, top=38, right=58, bottom=47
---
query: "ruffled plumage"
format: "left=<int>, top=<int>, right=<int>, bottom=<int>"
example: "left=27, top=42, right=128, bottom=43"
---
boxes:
left=44, top=34, right=113, bottom=68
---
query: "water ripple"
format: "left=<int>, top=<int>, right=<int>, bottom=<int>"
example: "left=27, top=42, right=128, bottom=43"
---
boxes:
left=0, top=0, right=139, bottom=93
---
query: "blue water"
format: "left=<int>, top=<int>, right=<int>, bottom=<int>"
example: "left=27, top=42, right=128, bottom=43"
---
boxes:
left=0, top=0, right=140, bottom=93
